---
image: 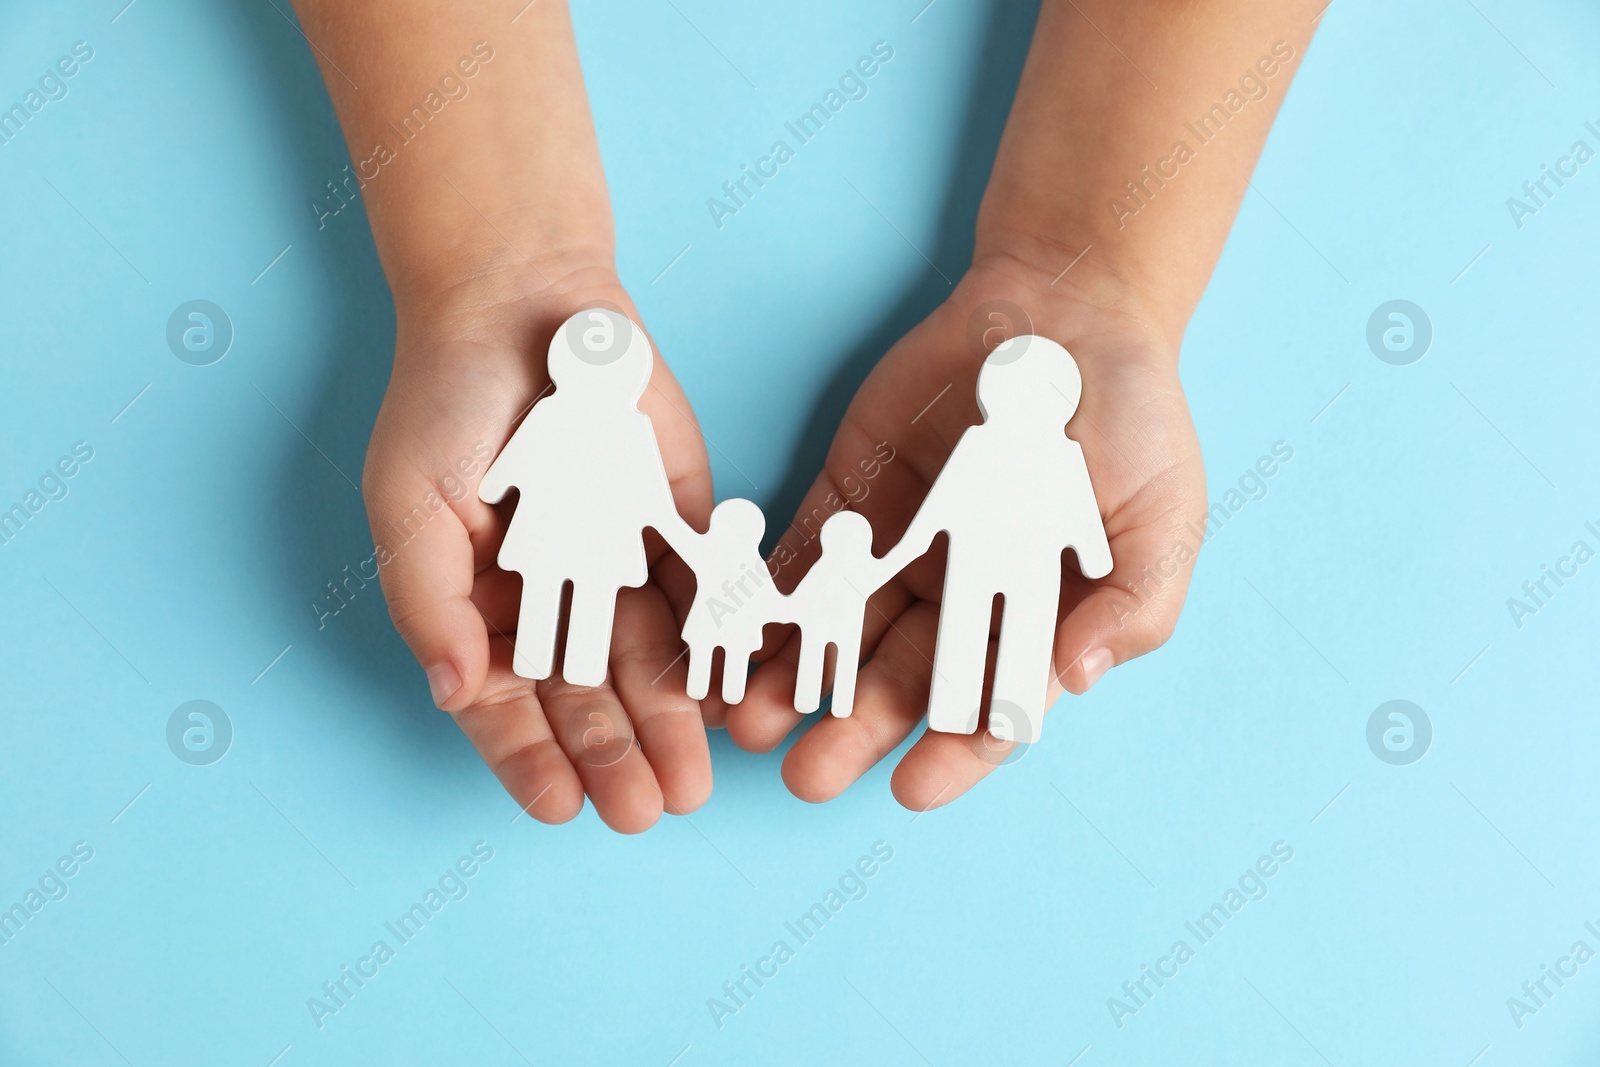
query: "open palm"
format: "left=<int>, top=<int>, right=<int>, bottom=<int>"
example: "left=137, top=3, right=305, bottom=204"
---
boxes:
left=718, top=254, right=1207, bottom=810
left=363, top=273, right=714, bottom=833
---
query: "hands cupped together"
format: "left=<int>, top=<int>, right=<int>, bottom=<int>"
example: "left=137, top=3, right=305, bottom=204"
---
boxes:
left=362, top=248, right=1206, bottom=834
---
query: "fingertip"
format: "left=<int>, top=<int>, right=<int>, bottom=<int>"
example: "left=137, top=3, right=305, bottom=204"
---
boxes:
left=1080, top=646, right=1115, bottom=690
left=1058, top=645, right=1116, bottom=696
left=663, top=776, right=712, bottom=817
left=1054, top=578, right=1183, bottom=697
left=698, top=692, right=730, bottom=730
left=596, top=782, right=665, bottom=834
left=499, top=741, right=585, bottom=825
left=780, top=731, right=858, bottom=804
left=533, top=786, right=586, bottom=826
left=891, top=775, right=955, bottom=814
left=780, top=752, right=841, bottom=804
left=724, top=665, right=804, bottom=754
left=634, top=715, right=713, bottom=816
left=890, top=740, right=975, bottom=812
left=725, top=708, right=787, bottom=754
left=427, top=661, right=466, bottom=710
left=399, top=597, right=490, bottom=711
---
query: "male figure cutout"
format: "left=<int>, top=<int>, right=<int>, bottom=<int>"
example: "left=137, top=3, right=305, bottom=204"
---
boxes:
left=875, top=336, right=1112, bottom=743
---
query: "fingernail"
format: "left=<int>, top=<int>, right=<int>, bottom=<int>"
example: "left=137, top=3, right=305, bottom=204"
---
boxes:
left=1080, top=647, right=1114, bottom=691
left=426, top=662, right=462, bottom=707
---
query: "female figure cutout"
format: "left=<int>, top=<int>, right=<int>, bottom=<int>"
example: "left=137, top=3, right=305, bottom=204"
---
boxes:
left=479, top=308, right=696, bottom=686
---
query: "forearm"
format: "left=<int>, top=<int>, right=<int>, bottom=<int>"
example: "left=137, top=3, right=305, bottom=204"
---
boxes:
left=977, top=0, right=1321, bottom=348
left=288, top=0, right=613, bottom=307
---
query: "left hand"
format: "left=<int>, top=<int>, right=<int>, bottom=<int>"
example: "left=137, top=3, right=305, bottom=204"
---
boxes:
left=716, top=250, right=1207, bottom=810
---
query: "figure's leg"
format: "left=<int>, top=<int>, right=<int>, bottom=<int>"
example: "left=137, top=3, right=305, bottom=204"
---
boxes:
left=926, top=581, right=994, bottom=736
left=793, top=633, right=826, bottom=714
left=512, top=576, right=563, bottom=680
left=685, top=642, right=713, bottom=701
left=562, top=584, right=618, bottom=687
left=829, top=616, right=866, bottom=718
left=989, top=575, right=1062, bottom=744
left=720, top=643, right=757, bottom=705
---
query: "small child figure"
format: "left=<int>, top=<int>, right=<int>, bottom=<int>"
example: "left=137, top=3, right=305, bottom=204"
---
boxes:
left=678, top=498, right=783, bottom=705
left=788, top=510, right=882, bottom=718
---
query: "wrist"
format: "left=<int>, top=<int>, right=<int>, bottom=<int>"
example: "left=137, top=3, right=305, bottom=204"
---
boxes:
left=959, top=237, right=1185, bottom=369
left=387, top=225, right=617, bottom=312
left=392, top=249, right=629, bottom=348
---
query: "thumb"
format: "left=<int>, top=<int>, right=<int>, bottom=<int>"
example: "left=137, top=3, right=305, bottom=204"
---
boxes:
left=1051, top=514, right=1203, bottom=695
left=364, top=465, right=490, bottom=711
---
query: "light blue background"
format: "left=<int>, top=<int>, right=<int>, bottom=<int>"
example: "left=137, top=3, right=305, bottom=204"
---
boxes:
left=2, top=0, right=1598, bottom=1063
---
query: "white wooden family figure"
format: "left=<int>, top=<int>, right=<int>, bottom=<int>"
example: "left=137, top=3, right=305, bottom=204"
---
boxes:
left=479, top=308, right=1112, bottom=746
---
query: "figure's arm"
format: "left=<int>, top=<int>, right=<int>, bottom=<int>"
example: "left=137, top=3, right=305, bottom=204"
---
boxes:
left=477, top=432, right=525, bottom=505
left=637, top=421, right=702, bottom=563
left=871, top=490, right=946, bottom=584
left=651, top=510, right=702, bottom=568
left=1053, top=440, right=1111, bottom=579
left=872, top=434, right=985, bottom=582
left=1066, top=495, right=1114, bottom=580
left=479, top=402, right=559, bottom=504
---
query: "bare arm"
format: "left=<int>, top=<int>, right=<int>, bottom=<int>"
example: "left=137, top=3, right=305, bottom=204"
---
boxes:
left=977, top=0, right=1320, bottom=348
left=732, top=0, right=1322, bottom=808
left=286, top=0, right=614, bottom=303
left=287, top=0, right=717, bottom=834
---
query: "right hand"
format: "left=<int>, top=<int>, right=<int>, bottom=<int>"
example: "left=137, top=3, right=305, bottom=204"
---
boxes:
left=363, top=262, right=715, bottom=833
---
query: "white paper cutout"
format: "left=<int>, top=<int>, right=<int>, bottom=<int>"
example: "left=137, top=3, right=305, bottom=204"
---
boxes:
left=787, top=510, right=879, bottom=719
left=481, top=311, right=1111, bottom=743
left=676, top=497, right=781, bottom=705
left=479, top=308, right=695, bottom=686
left=871, top=333, right=1112, bottom=743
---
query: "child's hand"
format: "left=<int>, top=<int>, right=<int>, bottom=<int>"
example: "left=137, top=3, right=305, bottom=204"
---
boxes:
left=363, top=265, right=714, bottom=832
left=715, top=0, right=1315, bottom=808
left=721, top=252, right=1205, bottom=808
left=287, top=0, right=726, bottom=830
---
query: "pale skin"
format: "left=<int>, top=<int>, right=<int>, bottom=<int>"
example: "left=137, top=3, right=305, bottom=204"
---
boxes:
left=289, top=0, right=1320, bottom=829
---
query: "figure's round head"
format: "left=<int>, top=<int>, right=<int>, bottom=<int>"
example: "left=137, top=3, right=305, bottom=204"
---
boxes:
left=710, top=497, right=766, bottom=544
left=976, top=334, right=1082, bottom=426
left=819, top=510, right=872, bottom=555
left=547, top=306, right=652, bottom=401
